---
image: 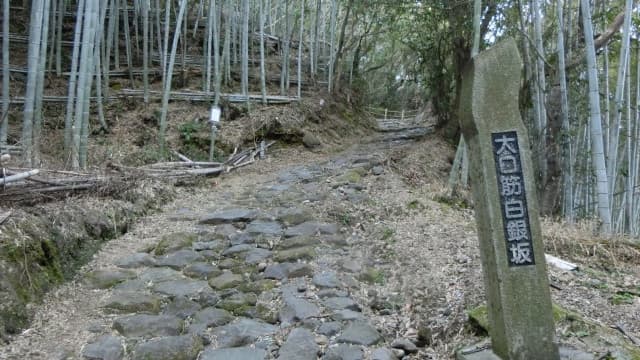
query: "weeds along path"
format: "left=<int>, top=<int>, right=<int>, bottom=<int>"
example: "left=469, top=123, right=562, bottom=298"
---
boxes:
left=0, top=119, right=638, bottom=359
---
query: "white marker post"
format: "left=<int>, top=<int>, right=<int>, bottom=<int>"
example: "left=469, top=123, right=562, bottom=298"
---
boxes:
left=209, top=106, right=221, bottom=161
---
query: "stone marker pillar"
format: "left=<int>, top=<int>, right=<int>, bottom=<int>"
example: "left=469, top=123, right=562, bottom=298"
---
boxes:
left=458, top=38, right=560, bottom=360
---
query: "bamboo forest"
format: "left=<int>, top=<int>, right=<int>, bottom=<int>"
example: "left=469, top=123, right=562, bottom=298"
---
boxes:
left=0, top=1, right=640, bottom=359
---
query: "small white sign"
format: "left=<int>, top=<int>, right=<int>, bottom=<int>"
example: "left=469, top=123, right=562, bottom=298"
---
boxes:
left=210, top=106, right=221, bottom=124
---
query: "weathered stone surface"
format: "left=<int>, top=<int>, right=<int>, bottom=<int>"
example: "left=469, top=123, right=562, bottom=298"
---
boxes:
left=162, top=296, right=202, bottom=319
left=331, top=309, right=365, bottom=321
left=302, top=132, right=322, bottom=149
left=213, top=224, right=241, bottom=239
left=274, top=246, right=316, bottom=262
left=287, top=263, right=314, bottom=278
left=321, top=234, right=349, bottom=247
left=337, top=322, right=382, bottom=346
left=131, top=335, right=203, bottom=360
left=371, top=166, right=384, bottom=176
left=103, top=292, right=161, bottom=313
left=155, top=250, right=204, bottom=269
left=323, top=297, right=360, bottom=311
left=277, top=235, right=320, bottom=250
left=391, top=338, right=418, bottom=354
left=278, top=328, right=319, bottom=360
left=246, top=220, right=283, bottom=236
left=317, top=289, right=348, bottom=298
left=193, top=308, right=235, bottom=328
left=371, top=348, right=399, bottom=360
left=217, top=292, right=258, bottom=314
left=199, top=347, right=268, bottom=360
left=208, top=271, right=243, bottom=290
left=322, top=344, right=364, bottom=360
left=115, top=253, right=156, bottom=268
left=154, top=232, right=198, bottom=255
left=139, top=268, right=184, bottom=283
left=458, top=38, right=558, bottom=359
left=277, top=166, right=321, bottom=184
left=113, top=279, right=148, bottom=292
left=317, top=322, right=342, bottom=337
left=277, top=208, right=313, bottom=226
left=85, top=269, right=136, bottom=289
left=313, top=271, right=341, bottom=288
left=211, top=318, right=278, bottom=348
left=280, top=294, right=321, bottom=324
left=199, top=209, right=258, bottom=225
left=192, top=240, right=226, bottom=251
left=284, top=221, right=339, bottom=238
left=229, top=232, right=255, bottom=245
left=245, top=248, right=273, bottom=264
left=82, top=335, right=124, bottom=360
left=263, top=263, right=289, bottom=280
left=183, top=262, right=221, bottom=279
left=152, top=279, right=212, bottom=298
left=222, top=244, right=254, bottom=257
left=113, top=314, right=182, bottom=338
left=340, top=259, right=362, bottom=273
left=217, top=258, right=241, bottom=269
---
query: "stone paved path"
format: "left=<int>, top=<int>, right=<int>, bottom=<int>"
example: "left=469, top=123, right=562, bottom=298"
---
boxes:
left=81, top=152, right=411, bottom=360
left=0, top=123, right=435, bottom=360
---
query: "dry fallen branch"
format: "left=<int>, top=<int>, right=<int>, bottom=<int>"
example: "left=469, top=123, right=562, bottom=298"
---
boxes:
left=0, top=169, right=40, bottom=185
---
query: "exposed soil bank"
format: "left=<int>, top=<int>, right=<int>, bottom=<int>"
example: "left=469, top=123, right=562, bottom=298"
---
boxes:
left=0, top=180, right=174, bottom=340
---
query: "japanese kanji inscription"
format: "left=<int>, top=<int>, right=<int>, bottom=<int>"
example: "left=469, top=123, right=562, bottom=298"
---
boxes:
left=492, top=131, right=535, bottom=267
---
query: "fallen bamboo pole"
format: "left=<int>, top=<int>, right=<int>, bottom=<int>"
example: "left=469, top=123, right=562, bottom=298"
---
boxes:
left=0, top=169, right=40, bottom=185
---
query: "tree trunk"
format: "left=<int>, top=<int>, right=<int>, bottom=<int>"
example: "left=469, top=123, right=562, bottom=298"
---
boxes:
left=159, top=0, right=188, bottom=152
left=280, top=0, right=290, bottom=95
left=55, top=0, right=64, bottom=75
left=606, top=0, right=633, bottom=209
left=326, top=0, right=336, bottom=93
left=556, top=0, right=573, bottom=221
left=1, top=0, right=10, bottom=146
left=71, top=0, right=95, bottom=169
left=143, top=0, right=150, bottom=104
left=205, top=0, right=214, bottom=92
left=21, top=0, right=45, bottom=166
left=121, top=0, right=134, bottom=86
left=332, top=0, right=352, bottom=94
left=64, top=0, right=86, bottom=151
left=241, top=0, right=249, bottom=95
left=297, top=0, right=304, bottom=98
left=78, top=0, right=99, bottom=169
left=213, top=0, right=221, bottom=105
left=259, top=0, right=267, bottom=104
left=32, top=0, right=51, bottom=165
left=580, top=0, right=612, bottom=234
left=223, top=0, right=231, bottom=85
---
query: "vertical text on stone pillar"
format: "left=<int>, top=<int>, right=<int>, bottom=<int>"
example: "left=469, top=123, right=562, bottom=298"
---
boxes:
left=492, top=131, right=535, bottom=267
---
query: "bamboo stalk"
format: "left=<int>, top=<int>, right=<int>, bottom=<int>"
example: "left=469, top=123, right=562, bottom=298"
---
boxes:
left=0, top=169, right=40, bottom=184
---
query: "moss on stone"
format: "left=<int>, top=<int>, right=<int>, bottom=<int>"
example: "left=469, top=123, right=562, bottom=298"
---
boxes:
left=238, top=280, right=277, bottom=294
left=154, top=232, right=198, bottom=255
left=467, top=303, right=640, bottom=357
left=336, top=170, right=362, bottom=184
left=359, top=268, right=385, bottom=285
left=255, top=303, right=279, bottom=324
left=274, top=246, right=316, bottom=262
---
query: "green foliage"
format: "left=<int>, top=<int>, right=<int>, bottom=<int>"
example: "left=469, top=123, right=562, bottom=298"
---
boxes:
left=359, top=268, right=385, bottom=285
left=407, top=199, right=423, bottom=210
left=611, top=291, right=636, bottom=305
left=381, top=227, right=395, bottom=241
left=178, top=120, right=212, bottom=161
